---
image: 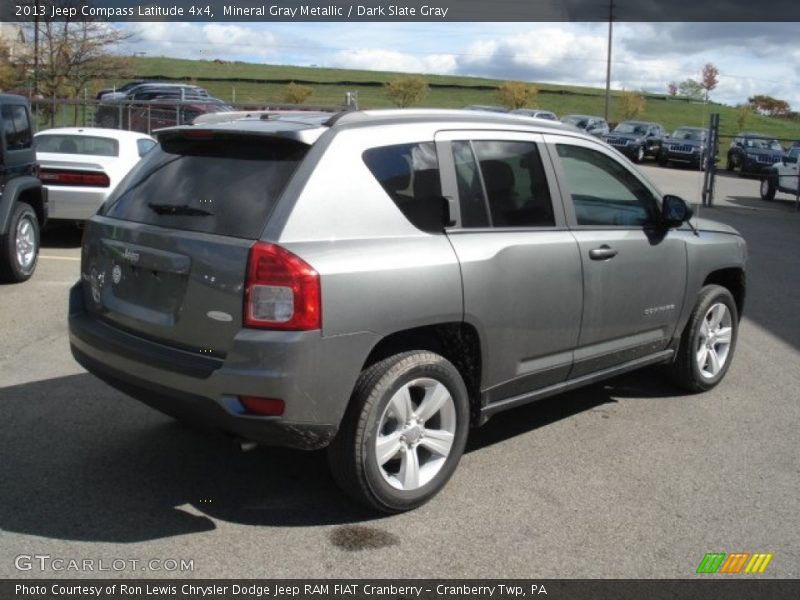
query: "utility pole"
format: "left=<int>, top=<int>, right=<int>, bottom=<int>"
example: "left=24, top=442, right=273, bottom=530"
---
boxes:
left=603, top=0, right=614, bottom=122
left=33, top=2, right=39, bottom=95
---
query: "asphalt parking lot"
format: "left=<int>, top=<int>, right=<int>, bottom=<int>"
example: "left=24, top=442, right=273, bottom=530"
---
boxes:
left=1, top=165, right=798, bottom=579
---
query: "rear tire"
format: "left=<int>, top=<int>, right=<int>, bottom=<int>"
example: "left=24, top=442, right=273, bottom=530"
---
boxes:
left=669, top=285, right=738, bottom=393
left=726, top=153, right=737, bottom=172
left=760, top=177, right=776, bottom=202
left=328, top=351, right=470, bottom=513
left=0, top=203, right=40, bottom=283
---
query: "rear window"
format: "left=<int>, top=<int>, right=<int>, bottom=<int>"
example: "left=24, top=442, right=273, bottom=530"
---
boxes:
left=2, top=104, right=32, bottom=151
left=35, top=134, right=119, bottom=157
left=102, top=135, right=307, bottom=239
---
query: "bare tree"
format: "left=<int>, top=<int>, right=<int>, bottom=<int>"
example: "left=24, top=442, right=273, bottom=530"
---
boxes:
left=0, top=39, right=17, bottom=91
left=16, top=1, right=132, bottom=100
left=701, top=63, right=719, bottom=102
left=667, top=81, right=678, bottom=96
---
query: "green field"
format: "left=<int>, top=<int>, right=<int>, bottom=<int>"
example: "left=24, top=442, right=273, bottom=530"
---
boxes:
left=93, top=56, right=800, bottom=143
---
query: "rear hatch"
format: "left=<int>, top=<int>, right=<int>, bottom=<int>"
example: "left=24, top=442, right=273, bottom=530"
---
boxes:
left=80, top=128, right=312, bottom=356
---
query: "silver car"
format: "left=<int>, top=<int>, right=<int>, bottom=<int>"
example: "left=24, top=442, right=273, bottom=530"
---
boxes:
left=69, top=109, right=746, bottom=512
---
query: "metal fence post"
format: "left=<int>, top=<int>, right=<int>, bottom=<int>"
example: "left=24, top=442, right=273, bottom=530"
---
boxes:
left=702, top=113, right=719, bottom=207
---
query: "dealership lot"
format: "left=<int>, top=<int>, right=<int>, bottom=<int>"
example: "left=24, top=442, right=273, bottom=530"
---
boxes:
left=0, top=166, right=798, bottom=578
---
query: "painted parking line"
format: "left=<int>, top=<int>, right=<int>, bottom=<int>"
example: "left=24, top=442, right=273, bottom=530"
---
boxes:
left=39, top=255, right=81, bottom=261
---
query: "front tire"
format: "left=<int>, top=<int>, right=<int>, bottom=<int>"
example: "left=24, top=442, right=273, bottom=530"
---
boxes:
left=0, top=203, right=40, bottom=283
left=760, top=177, right=776, bottom=201
left=635, top=146, right=645, bottom=163
left=669, top=285, right=738, bottom=393
left=328, top=351, right=470, bottom=513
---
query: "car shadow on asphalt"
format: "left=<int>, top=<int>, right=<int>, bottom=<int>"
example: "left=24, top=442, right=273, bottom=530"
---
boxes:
left=467, top=367, right=678, bottom=452
left=0, top=368, right=678, bottom=542
left=41, top=223, right=83, bottom=248
left=724, top=195, right=800, bottom=212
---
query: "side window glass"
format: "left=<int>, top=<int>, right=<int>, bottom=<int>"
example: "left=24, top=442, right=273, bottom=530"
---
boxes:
left=363, top=142, right=444, bottom=233
left=2, top=105, right=32, bottom=150
left=137, top=139, right=156, bottom=157
left=452, top=141, right=489, bottom=228
left=556, top=144, right=657, bottom=227
left=472, top=140, right=555, bottom=228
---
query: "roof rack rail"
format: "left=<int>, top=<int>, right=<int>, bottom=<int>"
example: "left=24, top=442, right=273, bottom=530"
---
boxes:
left=323, top=108, right=365, bottom=127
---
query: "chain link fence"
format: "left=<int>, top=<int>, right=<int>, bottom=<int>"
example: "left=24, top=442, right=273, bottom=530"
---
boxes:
left=28, top=97, right=344, bottom=135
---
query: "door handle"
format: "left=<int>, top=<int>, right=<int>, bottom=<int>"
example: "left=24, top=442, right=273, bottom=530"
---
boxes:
left=589, top=245, right=618, bottom=260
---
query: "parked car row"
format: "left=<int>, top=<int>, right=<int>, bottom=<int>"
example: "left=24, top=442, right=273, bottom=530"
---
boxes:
left=466, top=107, right=791, bottom=176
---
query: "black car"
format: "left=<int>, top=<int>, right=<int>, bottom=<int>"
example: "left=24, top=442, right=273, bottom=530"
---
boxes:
left=726, top=132, right=784, bottom=175
left=95, top=83, right=211, bottom=128
left=561, top=114, right=610, bottom=138
left=602, top=121, right=665, bottom=162
left=0, top=94, right=47, bottom=282
left=659, top=126, right=711, bottom=170
left=95, top=80, right=150, bottom=100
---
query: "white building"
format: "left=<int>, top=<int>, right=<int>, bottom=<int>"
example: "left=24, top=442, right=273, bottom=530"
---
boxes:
left=0, top=23, right=26, bottom=62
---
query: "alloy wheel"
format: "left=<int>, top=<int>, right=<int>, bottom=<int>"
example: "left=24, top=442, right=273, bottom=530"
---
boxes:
left=696, top=303, right=733, bottom=379
left=15, top=215, right=36, bottom=270
left=375, top=378, right=456, bottom=491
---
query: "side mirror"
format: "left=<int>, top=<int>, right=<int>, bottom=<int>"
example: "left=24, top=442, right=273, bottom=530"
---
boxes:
left=784, top=154, right=798, bottom=165
left=662, top=195, right=693, bottom=228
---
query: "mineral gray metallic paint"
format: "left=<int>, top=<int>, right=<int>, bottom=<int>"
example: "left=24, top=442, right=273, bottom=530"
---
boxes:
left=69, top=110, right=747, bottom=451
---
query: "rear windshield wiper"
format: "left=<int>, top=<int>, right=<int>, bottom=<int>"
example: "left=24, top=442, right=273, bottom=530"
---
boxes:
left=147, top=203, right=213, bottom=216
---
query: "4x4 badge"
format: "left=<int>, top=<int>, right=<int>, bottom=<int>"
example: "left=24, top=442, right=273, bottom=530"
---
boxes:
left=122, top=248, right=140, bottom=263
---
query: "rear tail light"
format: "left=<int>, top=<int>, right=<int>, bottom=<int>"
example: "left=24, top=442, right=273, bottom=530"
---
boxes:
left=239, top=396, right=285, bottom=416
left=40, top=169, right=110, bottom=187
left=244, top=242, right=321, bottom=330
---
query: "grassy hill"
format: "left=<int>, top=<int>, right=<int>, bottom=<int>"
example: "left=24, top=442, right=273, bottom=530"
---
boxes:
left=95, top=56, right=800, bottom=143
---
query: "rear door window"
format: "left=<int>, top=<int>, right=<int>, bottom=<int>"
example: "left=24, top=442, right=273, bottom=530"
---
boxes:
left=449, top=140, right=555, bottom=228
left=103, top=135, right=308, bottom=239
left=363, top=142, right=445, bottom=233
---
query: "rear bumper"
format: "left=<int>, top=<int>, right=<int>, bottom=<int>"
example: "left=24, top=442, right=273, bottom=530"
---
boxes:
left=68, top=282, right=378, bottom=450
left=46, top=187, right=107, bottom=221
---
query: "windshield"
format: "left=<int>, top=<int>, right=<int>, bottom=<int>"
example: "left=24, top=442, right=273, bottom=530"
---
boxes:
left=613, top=122, right=647, bottom=135
left=671, top=128, right=706, bottom=142
left=563, top=116, right=589, bottom=128
left=745, top=137, right=782, bottom=151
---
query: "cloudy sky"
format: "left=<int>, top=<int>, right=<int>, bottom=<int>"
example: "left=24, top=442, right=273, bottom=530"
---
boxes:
left=118, top=22, right=800, bottom=108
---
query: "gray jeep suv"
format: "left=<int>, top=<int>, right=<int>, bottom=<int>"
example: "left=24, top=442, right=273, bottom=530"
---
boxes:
left=69, top=110, right=747, bottom=512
